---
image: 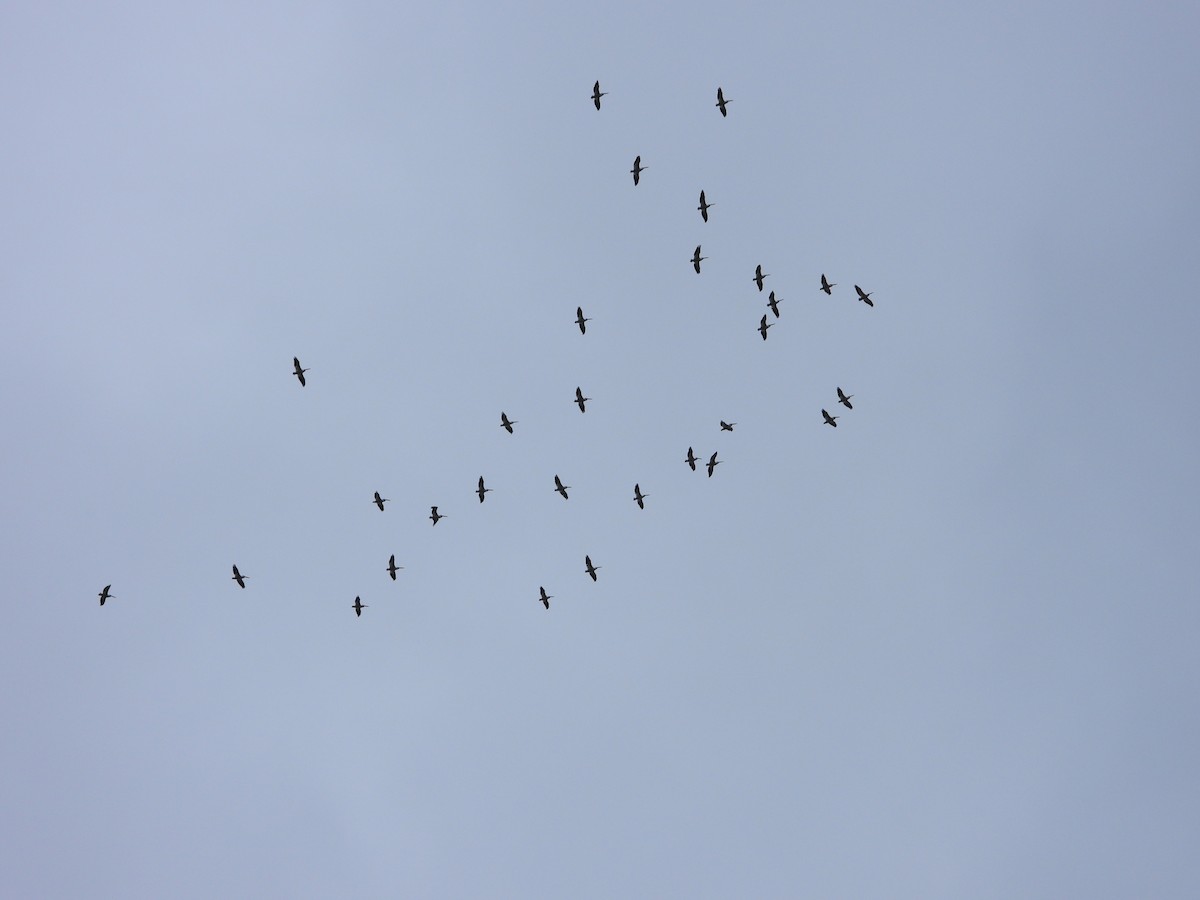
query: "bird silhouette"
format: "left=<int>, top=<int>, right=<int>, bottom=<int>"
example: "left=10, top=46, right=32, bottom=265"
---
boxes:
left=698, top=190, right=712, bottom=222
left=575, top=387, right=589, bottom=413
left=753, top=264, right=770, bottom=292
left=231, top=565, right=247, bottom=589
left=630, top=155, right=646, bottom=186
left=98, top=584, right=113, bottom=606
left=692, top=245, right=706, bottom=274
left=707, top=451, right=721, bottom=477
left=837, top=388, right=854, bottom=409
left=373, top=491, right=389, bottom=511
left=720, top=421, right=735, bottom=432
left=758, top=314, right=773, bottom=341
left=854, top=285, right=875, bottom=307
left=387, top=554, right=403, bottom=581
left=820, top=274, right=836, bottom=295
left=686, top=447, right=699, bottom=471
left=715, top=86, right=730, bottom=117
left=538, top=586, right=552, bottom=609
left=554, top=475, right=570, bottom=500
left=353, top=596, right=367, bottom=617
left=500, top=412, right=517, bottom=434
left=633, top=483, right=647, bottom=509
left=477, top=476, right=492, bottom=503
left=822, top=409, right=839, bottom=427
left=592, top=80, right=606, bottom=110
left=430, top=506, right=444, bottom=525
left=767, top=291, right=783, bottom=318
left=585, top=556, right=601, bottom=582
left=576, top=306, right=590, bottom=334
left=292, top=356, right=309, bottom=386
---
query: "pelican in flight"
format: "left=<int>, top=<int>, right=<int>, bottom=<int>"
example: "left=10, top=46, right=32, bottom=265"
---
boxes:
left=692, top=245, right=706, bottom=274
left=373, top=491, right=389, bottom=511
left=500, top=412, right=517, bottom=434
left=753, top=264, right=769, bottom=292
left=630, top=155, right=646, bottom=185
left=633, top=483, right=647, bottom=509
left=822, top=409, right=839, bottom=427
left=720, top=420, right=735, bottom=432
left=575, top=386, right=589, bottom=413
left=686, top=447, right=699, bottom=471
left=715, top=86, right=730, bottom=117
left=837, top=387, right=854, bottom=409
left=231, top=565, right=248, bottom=589
left=98, top=584, right=113, bottom=606
left=430, top=506, right=444, bottom=525
left=538, top=586, right=552, bottom=609
left=353, top=596, right=367, bottom=617
left=387, top=554, right=403, bottom=580
left=585, top=555, right=601, bottom=582
left=592, top=80, right=606, bottom=110
left=820, top=274, right=836, bottom=295
left=576, top=306, right=590, bottom=334
left=854, top=285, right=875, bottom=307
left=477, top=476, right=492, bottom=503
left=758, top=314, right=773, bottom=341
left=698, top=190, right=713, bottom=222
left=767, top=290, right=783, bottom=318
left=554, top=475, right=570, bottom=500
left=292, top=356, right=309, bottom=386
left=707, top=451, right=721, bottom=477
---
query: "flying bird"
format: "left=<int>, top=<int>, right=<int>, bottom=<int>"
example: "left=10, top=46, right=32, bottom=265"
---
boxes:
left=575, top=306, right=590, bottom=334
left=98, top=584, right=113, bottom=606
left=707, top=451, right=721, bottom=477
left=353, top=596, right=367, bottom=617
left=554, top=475, right=570, bottom=500
left=630, top=155, right=646, bottom=186
left=538, top=586, right=552, bottom=609
left=854, top=285, right=875, bottom=307
left=686, top=447, right=699, bottom=471
left=767, top=291, right=782, bottom=318
left=592, top=80, right=606, bottom=110
left=715, top=86, right=730, bottom=117
left=575, top=387, right=589, bottom=413
left=697, top=190, right=712, bottom=222
left=231, top=565, right=247, bottom=589
left=837, top=388, right=854, bottom=409
left=758, top=314, right=773, bottom=341
left=820, top=274, right=836, bottom=295
left=373, top=491, right=389, bottom=511
left=822, top=409, right=839, bottom=427
left=720, top=420, right=735, bottom=432
left=633, top=483, right=647, bottom=509
left=753, top=264, right=769, bottom=292
left=477, top=476, right=492, bottom=503
left=500, top=412, right=517, bottom=434
left=430, top=506, right=444, bottom=525
left=292, top=356, right=309, bottom=386
left=692, top=245, right=706, bottom=274
left=387, top=554, right=403, bottom=581
left=585, top=555, right=600, bottom=582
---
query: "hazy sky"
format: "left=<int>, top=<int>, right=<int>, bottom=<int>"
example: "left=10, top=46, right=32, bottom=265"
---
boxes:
left=2, top=2, right=1198, bottom=897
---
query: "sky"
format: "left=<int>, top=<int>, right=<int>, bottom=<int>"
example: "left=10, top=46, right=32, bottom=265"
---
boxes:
left=2, top=1, right=1199, bottom=897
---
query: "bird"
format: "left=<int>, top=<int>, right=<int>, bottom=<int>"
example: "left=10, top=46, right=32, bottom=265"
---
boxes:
left=767, top=290, right=782, bottom=318
left=353, top=596, right=367, bottom=617
left=538, top=586, right=552, bottom=609
left=837, top=387, right=854, bottom=409
left=692, top=245, right=706, bottom=274
left=854, top=284, right=875, bottom=307
left=720, top=420, right=735, bottom=432
left=575, top=387, right=589, bottom=413
left=707, top=451, right=721, bottom=477
left=698, top=190, right=713, bottom=222
left=753, top=264, right=769, bottom=292
left=715, top=86, right=730, bottom=117
left=758, top=314, right=773, bottom=341
left=430, top=506, right=444, bottom=525
left=292, top=356, right=309, bottom=386
left=500, top=412, right=517, bottom=434
left=373, top=491, right=389, bottom=511
left=585, top=555, right=601, bottom=582
left=231, top=565, right=248, bottom=589
left=686, top=447, right=699, bottom=471
left=387, top=554, right=403, bottom=581
left=477, top=476, right=492, bottom=503
left=630, top=155, right=645, bottom=186
left=592, top=80, right=606, bottom=110
left=554, top=475, right=570, bottom=500
left=820, top=274, right=836, bottom=295
left=98, top=584, right=113, bottom=606
left=822, top=409, right=839, bottom=427
left=575, top=306, right=590, bottom=334
left=633, top=483, right=647, bottom=509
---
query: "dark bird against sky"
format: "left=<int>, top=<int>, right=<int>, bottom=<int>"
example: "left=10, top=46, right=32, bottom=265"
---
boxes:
left=353, top=596, right=367, bottom=617
left=720, top=421, right=735, bottom=432
left=633, top=483, right=647, bottom=509
left=698, top=190, right=712, bottom=222
left=500, top=412, right=516, bottom=434
left=575, top=387, right=589, bottom=413
left=387, top=554, right=403, bottom=581
left=822, top=409, right=840, bottom=427
left=692, top=245, right=706, bottom=274
left=753, top=264, right=770, bottom=292
left=538, top=586, right=552, bottom=609
left=231, top=565, right=247, bottom=589
left=715, top=86, right=730, bottom=117
left=477, top=476, right=492, bottom=503
left=707, top=451, right=721, bottom=477
left=837, top=388, right=854, bottom=409
left=591, top=80, right=605, bottom=110
left=758, top=314, right=773, bottom=341
left=98, top=584, right=112, bottom=606
left=767, top=291, right=782, bottom=318
left=686, top=447, right=699, bottom=471
left=373, top=491, right=388, bottom=511
left=292, top=356, right=308, bottom=387
left=630, top=155, right=645, bottom=186
left=855, top=284, right=875, bottom=307
left=430, top=506, right=444, bottom=525
left=554, top=475, right=570, bottom=500
left=820, top=274, right=836, bottom=295
left=585, top=555, right=600, bottom=582
left=576, top=306, right=590, bottom=334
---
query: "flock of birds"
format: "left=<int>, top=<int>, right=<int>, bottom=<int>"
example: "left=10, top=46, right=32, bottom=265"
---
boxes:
left=97, top=82, right=882, bottom=615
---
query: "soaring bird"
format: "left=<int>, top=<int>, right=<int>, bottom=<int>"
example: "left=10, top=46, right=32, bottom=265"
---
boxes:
left=715, top=86, right=730, bottom=117
left=707, top=451, right=721, bottom=477
left=630, top=155, right=646, bottom=186
left=353, top=596, right=367, bottom=617
left=758, top=314, right=773, bottom=341
left=692, top=245, right=706, bottom=274
left=500, top=412, right=517, bottom=434
left=373, top=491, right=389, bottom=511
left=686, top=447, right=699, bottom=471
left=292, top=356, right=309, bottom=386
left=592, top=80, right=606, bottom=110
left=720, top=420, right=735, bottom=432
left=820, top=274, right=836, bottom=295
left=837, top=387, right=854, bottom=409
left=753, top=264, right=769, bottom=292
left=538, top=586, right=552, bottom=609
left=822, top=409, right=839, bottom=427
left=430, top=506, right=444, bottom=525
left=633, top=483, right=647, bottom=509
left=477, top=476, right=492, bottom=503
left=854, top=285, right=875, bottom=307
left=98, top=584, right=113, bottom=606
left=767, top=290, right=783, bottom=318
left=576, top=306, right=590, bottom=334
left=387, top=554, right=403, bottom=581
left=575, top=387, right=589, bottom=413
left=698, top=190, right=713, bottom=222
left=554, top=475, right=570, bottom=500
left=585, top=555, right=601, bottom=582
left=231, top=565, right=247, bottom=589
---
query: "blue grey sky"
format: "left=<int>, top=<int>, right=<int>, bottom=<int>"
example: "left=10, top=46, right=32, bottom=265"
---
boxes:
left=2, top=1, right=1198, bottom=896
